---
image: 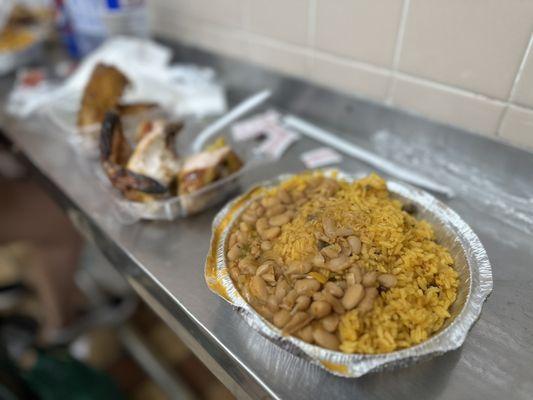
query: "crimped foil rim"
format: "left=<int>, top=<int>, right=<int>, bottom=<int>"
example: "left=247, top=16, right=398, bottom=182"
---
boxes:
left=205, top=170, right=493, bottom=377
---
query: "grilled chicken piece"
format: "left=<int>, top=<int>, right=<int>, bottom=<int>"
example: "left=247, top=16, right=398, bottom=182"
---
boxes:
left=178, top=146, right=243, bottom=195
left=100, top=111, right=168, bottom=201
left=77, top=64, right=130, bottom=130
left=134, top=120, right=155, bottom=144
left=127, top=119, right=183, bottom=186
left=116, top=102, right=159, bottom=117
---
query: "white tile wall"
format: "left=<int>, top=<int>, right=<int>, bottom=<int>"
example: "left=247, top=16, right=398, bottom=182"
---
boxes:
left=246, top=0, right=310, bottom=45
left=399, top=0, right=533, bottom=100
left=147, top=0, right=533, bottom=149
left=247, top=38, right=310, bottom=77
left=390, top=75, right=505, bottom=134
left=310, top=53, right=391, bottom=101
left=314, top=0, right=403, bottom=68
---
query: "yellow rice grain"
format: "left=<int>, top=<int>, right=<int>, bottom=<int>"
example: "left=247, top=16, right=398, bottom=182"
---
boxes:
left=270, top=172, right=458, bottom=354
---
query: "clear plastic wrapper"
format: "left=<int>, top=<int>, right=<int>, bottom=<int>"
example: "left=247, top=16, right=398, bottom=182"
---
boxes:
left=205, top=170, right=493, bottom=378
left=96, top=157, right=269, bottom=223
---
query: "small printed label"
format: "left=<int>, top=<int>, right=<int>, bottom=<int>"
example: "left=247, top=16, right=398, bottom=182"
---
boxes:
left=6, top=68, right=53, bottom=117
left=17, top=68, right=47, bottom=88
left=231, top=110, right=280, bottom=142
left=255, top=124, right=299, bottom=160
left=300, top=147, right=343, bottom=169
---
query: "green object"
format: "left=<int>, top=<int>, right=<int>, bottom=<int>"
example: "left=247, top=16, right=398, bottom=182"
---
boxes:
left=22, top=350, right=124, bottom=400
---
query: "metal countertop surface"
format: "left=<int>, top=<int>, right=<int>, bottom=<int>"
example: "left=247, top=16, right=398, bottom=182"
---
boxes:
left=1, top=42, right=533, bottom=400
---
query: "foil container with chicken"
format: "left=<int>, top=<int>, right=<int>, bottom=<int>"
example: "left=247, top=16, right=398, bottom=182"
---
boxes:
left=97, top=110, right=261, bottom=221
left=204, top=170, right=493, bottom=377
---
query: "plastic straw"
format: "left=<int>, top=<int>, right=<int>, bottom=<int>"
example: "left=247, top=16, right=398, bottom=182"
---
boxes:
left=284, top=115, right=455, bottom=198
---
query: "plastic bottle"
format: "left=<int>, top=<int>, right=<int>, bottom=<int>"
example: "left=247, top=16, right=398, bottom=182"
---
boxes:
left=56, top=0, right=149, bottom=58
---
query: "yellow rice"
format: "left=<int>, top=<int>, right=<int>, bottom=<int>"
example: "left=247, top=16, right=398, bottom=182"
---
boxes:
left=270, top=172, right=458, bottom=354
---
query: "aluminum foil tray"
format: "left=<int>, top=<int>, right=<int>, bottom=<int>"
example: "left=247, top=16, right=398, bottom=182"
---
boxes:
left=204, top=170, right=493, bottom=377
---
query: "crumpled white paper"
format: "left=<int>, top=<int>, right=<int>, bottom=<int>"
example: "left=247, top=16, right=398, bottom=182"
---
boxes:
left=7, top=36, right=227, bottom=118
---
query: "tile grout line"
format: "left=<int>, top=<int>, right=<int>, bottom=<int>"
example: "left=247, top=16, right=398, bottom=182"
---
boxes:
left=240, top=0, right=252, bottom=62
left=246, top=32, right=391, bottom=74
left=506, top=102, right=533, bottom=114
left=307, top=0, right=317, bottom=48
left=386, top=0, right=410, bottom=105
left=306, top=0, right=318, bottom=76
left=507, top=33, right=533, bottom=103
left=396, top=72, right=506, bottom=106
left=494, top=107, right=510, bottom=138
left=496, top=33, right=533, bottom=136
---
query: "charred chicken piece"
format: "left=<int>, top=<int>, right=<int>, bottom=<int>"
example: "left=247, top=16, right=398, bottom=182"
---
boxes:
left=127, top=119, right=184, bottom=186
left=100, top=111, right=169, bottom=201
left=77, top=64, right=130, bottom=130
left=99, top=111, right=132, bottom=165
left=178, top=146, right=243, bottom=195
left=101, top=161, right=169, bottom=201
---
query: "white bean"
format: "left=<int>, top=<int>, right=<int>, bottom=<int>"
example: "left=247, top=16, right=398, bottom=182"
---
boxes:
left=286, top=260, right=312, bottom=275
left=269, top=211, right=293, bottom=227
left=357, top=287, right=378, bottom=313
left=283, top=312, right=313, bottom=334
left=277, top=189, right=292, bottom=204
left=294, top=279, right=321, bottom=295
left=321, top=314, right=339, bottom=332
left=266, top=204, right=286, bottom=217
left=348, top=236, right=362, bottom=255
left=242, top=212, right=257, bottom=224
left=341, top=284, right=364, bottom=310
left=267, top=295, right=279, bottom=312
left=310, top=301, right=332, bottom=318
left=261, top=241, right=272, bottom=251
left=293, top=295, right=311, bottom=312
left=312, top=327, right=339, bottom=350
left=260, top=226, right=281, bottom=240
left=297, top=325, right=314, bottom=343
left=362, top=271, right=378, bottom=287
left=227, top=244, right=241, bottom=261
left=249, top=275, right=268, bottom=302
left=336, top=227, right=354, bottom=237
left=273, top=309, right=291, bottom=328
left=378, top=273, right=397, bottom=288
left=261, top=197, right=279, bottom=208
left=311, top=253, right=325, bottom=267
left=256, top=217, right=269, bottom=232
left=325, top=255, right=350, bottom=272
left=324, top=282, right=344, bottom=298
left=323, top=217, right=337, bottom=238
left=321, top=244, right=340, bottom=259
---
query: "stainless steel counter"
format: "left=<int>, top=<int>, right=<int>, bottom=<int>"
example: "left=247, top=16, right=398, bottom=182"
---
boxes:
left=1, top=42, right=533, bottom=400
